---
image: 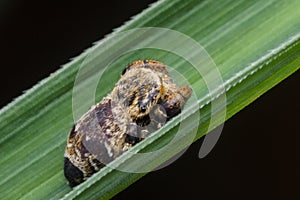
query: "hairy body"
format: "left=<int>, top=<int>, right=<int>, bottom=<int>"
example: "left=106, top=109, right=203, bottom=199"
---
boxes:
left=64, top=60, right=192, bottom=187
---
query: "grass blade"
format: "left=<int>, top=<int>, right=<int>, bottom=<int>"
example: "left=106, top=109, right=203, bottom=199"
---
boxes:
left=0, top=0, right=299, bottom=199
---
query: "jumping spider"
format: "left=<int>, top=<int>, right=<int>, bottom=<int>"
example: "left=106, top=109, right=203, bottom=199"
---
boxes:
left=64, top=60, right=192, bottom=187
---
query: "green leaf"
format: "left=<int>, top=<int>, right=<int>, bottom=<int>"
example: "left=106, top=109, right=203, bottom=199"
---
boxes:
left=0, top=0, right=299, bottom=199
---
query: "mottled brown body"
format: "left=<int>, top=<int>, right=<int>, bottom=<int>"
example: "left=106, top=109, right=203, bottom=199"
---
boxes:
left=64, top=60, right=192, bottom=187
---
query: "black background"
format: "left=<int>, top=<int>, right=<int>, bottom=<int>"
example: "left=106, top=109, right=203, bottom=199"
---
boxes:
left=0, top=0, right=299, bottom=199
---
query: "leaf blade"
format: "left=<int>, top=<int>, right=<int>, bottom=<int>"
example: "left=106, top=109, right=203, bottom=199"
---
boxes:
left=0, top=0, right=299, bottom=199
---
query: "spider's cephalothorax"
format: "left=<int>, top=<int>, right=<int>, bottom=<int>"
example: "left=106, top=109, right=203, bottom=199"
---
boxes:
left=64, top=60, right=192, bottom=187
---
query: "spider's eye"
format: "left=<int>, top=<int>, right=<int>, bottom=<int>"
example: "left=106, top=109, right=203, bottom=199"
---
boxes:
left=140, top=104, right=147, bottom=112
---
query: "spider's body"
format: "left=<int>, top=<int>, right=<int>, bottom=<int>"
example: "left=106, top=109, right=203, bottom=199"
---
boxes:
left=64, top=60, right=192, bottom=187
